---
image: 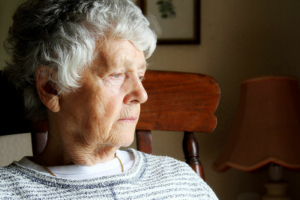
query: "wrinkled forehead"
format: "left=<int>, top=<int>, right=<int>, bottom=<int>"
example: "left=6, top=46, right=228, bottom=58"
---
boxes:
left=95, top=38, right=147, bottom=71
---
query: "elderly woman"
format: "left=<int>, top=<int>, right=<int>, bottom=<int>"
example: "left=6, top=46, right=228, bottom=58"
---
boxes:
left=0, top=0, right=218, bottom=199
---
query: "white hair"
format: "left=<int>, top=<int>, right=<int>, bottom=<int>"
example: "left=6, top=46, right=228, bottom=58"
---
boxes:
left=4, top=0, right=157, bottom=121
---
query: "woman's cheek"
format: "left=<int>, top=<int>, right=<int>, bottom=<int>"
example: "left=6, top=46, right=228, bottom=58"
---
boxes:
left=103, top=81, right=124, bottom=96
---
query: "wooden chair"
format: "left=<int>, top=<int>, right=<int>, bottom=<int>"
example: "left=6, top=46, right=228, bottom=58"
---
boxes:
left=0, top=70, right=220, bottom=180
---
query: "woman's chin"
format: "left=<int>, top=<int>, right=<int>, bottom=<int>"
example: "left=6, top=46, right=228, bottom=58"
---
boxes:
left=118, top=133, right=135, bottom=148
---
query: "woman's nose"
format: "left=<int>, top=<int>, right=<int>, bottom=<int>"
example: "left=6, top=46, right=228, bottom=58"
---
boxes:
left=124, top=76, right=148, bottom=105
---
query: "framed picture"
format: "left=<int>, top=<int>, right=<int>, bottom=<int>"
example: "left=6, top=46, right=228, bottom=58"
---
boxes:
left=135, top=0, right=200, bottom=44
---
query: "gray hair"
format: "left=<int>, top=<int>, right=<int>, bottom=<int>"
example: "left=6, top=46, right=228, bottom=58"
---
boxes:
left=4, top=0, right=157, bottom=121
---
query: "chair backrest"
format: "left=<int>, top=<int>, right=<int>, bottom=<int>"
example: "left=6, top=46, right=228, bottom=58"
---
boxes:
left=0, top=70, right=220, bottom=180
left=136, top=70, right=220, bottom=180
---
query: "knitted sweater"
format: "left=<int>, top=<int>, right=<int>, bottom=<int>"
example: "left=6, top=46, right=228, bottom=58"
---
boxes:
left=0, top=149, right=218, bottom=200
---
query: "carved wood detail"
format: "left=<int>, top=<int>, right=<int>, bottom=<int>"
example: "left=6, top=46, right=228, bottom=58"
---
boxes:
left=182, top=131, right=205, bottom=180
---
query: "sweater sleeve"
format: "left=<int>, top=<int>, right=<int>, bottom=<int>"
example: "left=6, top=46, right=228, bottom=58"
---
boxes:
left=144, top=152, right=219, bottom=200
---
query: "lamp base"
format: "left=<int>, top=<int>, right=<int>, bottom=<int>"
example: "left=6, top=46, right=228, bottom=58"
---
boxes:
left=262, top=182, right=290, bottom=200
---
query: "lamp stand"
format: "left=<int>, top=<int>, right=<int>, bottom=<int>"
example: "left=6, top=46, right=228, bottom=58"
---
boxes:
left=263, top=182, right=290, bottom=200
left=263, top=164, right=290, bottom=200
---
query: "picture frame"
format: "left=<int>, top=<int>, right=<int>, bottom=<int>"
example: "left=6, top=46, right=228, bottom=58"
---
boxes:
left=135, top=0, right=200, bottom=44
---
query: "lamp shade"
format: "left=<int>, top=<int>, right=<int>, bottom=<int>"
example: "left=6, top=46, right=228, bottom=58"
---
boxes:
left=213, top=76, right=300, bottom=172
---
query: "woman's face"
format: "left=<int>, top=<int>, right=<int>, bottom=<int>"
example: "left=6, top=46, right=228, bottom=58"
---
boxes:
left=58, top=38, right=147, bottom=149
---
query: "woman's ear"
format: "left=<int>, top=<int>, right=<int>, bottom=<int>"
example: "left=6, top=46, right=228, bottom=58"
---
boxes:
left=36, top=66, right=60, bottom=113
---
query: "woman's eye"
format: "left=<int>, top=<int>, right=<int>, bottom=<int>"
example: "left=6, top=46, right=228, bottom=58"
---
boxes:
left=139, top=76, right=145, bottom=81
left=112, top=73, right=122, bottom=78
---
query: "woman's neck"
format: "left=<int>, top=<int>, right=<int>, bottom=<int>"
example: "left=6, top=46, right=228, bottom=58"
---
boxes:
left=35, top=123, right=119, bottom=166
left=39, top=135, right=118, bottom=166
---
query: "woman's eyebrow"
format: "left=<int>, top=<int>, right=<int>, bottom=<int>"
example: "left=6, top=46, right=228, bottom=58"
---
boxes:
left=139, top=63, right=148, bottom=70
left=123, top=59, right=147, bottom=71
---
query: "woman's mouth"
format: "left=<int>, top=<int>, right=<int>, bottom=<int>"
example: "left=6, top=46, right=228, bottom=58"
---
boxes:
left=118, top=117, right=138, bottom=122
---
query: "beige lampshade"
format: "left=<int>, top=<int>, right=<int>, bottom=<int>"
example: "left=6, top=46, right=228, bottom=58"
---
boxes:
left=213, top=76, right=300, bottom=172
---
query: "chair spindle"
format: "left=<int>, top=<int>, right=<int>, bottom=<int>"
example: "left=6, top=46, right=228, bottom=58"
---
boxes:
left=31, top=132, right=47, bottom=156
left=136, top=130, right=153, bottom=154
left=182, top=131, right=205, bottom=180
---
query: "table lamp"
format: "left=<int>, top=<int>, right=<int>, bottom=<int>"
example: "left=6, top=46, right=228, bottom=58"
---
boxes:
left=213, top=76, right=300, bottom=200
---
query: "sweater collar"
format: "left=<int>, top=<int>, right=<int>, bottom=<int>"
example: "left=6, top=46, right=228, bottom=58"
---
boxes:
left=8, top=149, right=146, bottom=189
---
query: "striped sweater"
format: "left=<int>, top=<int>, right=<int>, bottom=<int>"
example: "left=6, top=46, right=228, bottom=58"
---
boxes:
left=0, top=149, right=218, bottom=199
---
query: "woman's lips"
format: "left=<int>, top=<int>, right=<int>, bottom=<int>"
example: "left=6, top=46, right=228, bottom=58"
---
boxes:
left=118, top=117, right=138, bottom=122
